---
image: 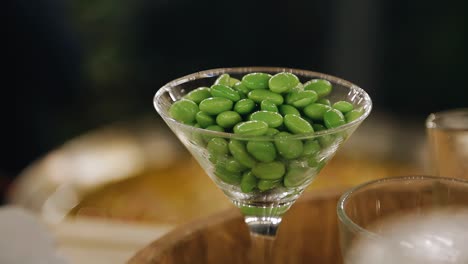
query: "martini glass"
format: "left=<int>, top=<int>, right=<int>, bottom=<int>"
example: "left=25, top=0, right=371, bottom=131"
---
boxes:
left=154, top=67, right=372, bottom=263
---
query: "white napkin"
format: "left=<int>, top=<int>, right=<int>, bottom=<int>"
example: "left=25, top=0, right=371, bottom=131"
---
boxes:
left=0, top=206, right=68, bottom=264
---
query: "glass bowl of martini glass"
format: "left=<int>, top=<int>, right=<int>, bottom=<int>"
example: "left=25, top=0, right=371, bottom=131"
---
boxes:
left=154, top=67, right=372, bottom=262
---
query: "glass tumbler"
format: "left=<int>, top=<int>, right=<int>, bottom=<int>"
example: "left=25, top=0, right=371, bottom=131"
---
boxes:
left=337, top=176, right=468, bottom=264
left=426, top=108, right=468, bottom=179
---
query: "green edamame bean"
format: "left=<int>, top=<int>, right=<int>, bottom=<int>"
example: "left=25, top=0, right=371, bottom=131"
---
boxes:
left=303, top=103, right=332, bottom=120
left=312, top=124, right=326, bottom=131
left=333, top=101, right=354, bottom=113
left=202, top=125, right=225, bottom=142
left=284, top=169, right=308, bottom=187
left=211, top=84, right=241, bottom=102
left=249, top=111, right=283, bottom=128
left=268, top=72, right=300, bottom=93
left=274, top=132, right=304, bottom=159
left=241, top=72, right=272, bottom=90
left=195, top=111, right=215, bottom=128
left=229, top=77, right=241, bottom=87
left=285, top=90, right=318, bottom=108
left=284, top=114, right=314, bottom=134
left=345, top=107, right=364, bottom=123
left=214, top=73, right=231, bottom=86
left=228, top=140, right=256, bottom=168
left=307, top=156, right=326, bottom=169
left=302, top=140, right=321, bottom=157
left=191, top=126, right=205, bottom=146
left=265, top=128, right=279, bottom=136
left=284, top=164, right=309, bottom=187
left=318, top=134, right=335, bottom=148
left=246, top=141, right=277, bottom=162
left=252, top=161, right=285, bottom=180
left=207, top=138, right=229, bottom=157
left=260, top=100, right=278, bottom=112
left=233, top=120, right=269, bottom=136
left=224, top=157, right=248, bottom=173
left=216, top=111, right=242, bottom=129
left=323, top=109, right=346, bottom=129
left=199, top=97, right=233, bottom=115
left=169, top=99, right=199, bottom=124
left=316, top=98, right=331, bottom=106
left=214, top=164, right=242, bottom=185
left=290, top=83, right=303, bottom=94
left=279, top=105, right=300, bottom=116
left=205, top=125, right=224, bottom=132
left=184, top=87, right=211, bottom=104
left=295, top=82, right=304, bottom=90
left=233, top=82, right=250, bottom=95
left=234, top=99, right=255, bottom=115
left=248, top=89, right=284, bottom=105
left=303, top=79, right=332, bottom=98
left=257, top=179, right=281, bottom=191
left=240, top=171, right=257, bottom=193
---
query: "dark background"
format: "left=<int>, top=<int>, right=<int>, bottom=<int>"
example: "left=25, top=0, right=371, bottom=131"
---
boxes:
left=2, top=0, right=467, bottom=202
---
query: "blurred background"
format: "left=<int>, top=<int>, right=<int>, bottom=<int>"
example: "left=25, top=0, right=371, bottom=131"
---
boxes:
left=2, top=0, right=468, bottom=206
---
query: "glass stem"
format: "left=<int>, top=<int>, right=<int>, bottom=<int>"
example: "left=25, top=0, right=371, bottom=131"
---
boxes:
left=249, top=233, right=276, bottom=263
left=245, top=216, right=282, bottom=264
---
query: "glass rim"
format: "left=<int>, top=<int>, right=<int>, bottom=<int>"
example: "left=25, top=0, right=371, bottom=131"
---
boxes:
left=336, top=175, right=468, bottom=236
left=426, top=108, right=468, bottom=130
left=153, top=66, right=373, bottom=140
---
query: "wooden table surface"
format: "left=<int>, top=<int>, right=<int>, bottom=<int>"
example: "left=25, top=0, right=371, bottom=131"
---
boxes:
left=128, top=188, right=346, bottom=264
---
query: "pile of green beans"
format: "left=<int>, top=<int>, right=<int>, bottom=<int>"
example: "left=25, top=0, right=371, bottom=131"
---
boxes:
left=169, top=72, right=364, bottom=193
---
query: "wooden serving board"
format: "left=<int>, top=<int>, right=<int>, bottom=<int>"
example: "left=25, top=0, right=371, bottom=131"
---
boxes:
left=128, top=188, right=345, bottom=264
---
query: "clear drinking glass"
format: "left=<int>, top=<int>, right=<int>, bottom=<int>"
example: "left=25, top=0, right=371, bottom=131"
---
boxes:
left=426, top=108, right=468, bottom=179
left=154, top=67, right=372, bottom=263
left=337, top=176, right=468, bottom=264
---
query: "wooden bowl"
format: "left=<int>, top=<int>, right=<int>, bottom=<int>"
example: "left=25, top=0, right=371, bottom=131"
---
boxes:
left=129, top=188, right=345, bottom=264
